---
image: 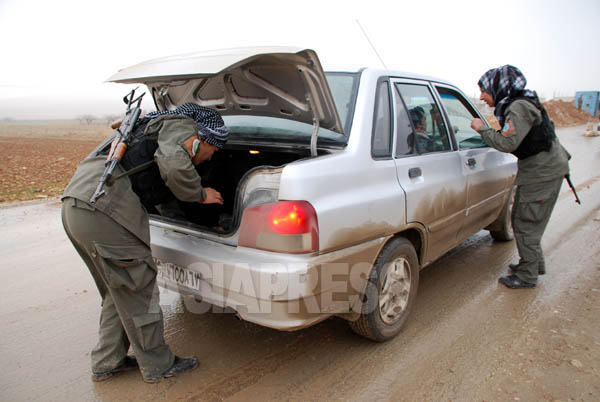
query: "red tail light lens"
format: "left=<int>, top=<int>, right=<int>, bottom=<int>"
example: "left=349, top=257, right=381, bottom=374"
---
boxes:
left=269, top=202, right=308, bottom=234
left=238, top=201, right=319, bottom=253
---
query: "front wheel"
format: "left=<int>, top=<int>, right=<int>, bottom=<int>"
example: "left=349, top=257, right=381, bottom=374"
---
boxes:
left=349, top=237, right=419, bottom=342
left=489, top=185, right=515, bottom=241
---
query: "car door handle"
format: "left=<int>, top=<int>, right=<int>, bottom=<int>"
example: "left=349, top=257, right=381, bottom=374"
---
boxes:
left=408, top=167, right=422, bottom=178
left=466, top=158, right=476, bottom=167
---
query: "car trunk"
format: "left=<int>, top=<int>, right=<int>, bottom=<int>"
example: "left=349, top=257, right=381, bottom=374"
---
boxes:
left=151, top=142, right=329, bottom=237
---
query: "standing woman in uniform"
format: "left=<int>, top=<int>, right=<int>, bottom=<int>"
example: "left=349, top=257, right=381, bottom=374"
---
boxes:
left=470, top=65, right=571, bottom=289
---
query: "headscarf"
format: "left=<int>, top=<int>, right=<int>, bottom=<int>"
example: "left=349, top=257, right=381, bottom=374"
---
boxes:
left=146, top=103, right=229, bottom=148
left=477, top=65, right=538, bottom=127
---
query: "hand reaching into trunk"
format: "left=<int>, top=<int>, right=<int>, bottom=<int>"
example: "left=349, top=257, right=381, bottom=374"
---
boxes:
left=202, top=188, right=224, bottom=205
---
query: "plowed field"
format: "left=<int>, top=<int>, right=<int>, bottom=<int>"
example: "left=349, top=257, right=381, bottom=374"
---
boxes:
left=0, top=122, right=111, bottom=203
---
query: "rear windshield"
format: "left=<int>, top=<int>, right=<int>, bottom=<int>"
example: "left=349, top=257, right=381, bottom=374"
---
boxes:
left=223, top=72, right=359, bottom=146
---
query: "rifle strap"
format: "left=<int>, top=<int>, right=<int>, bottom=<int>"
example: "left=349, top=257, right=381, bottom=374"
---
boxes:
left=110, top=160, right=155, bottom=183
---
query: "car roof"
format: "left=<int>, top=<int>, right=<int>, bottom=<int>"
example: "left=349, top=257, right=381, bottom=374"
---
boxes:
left=332, top=68, right=455, bottom=87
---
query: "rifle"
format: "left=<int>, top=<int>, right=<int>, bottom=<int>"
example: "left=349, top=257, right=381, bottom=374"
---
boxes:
left=565, top=174, right=581, bottom=205
left=90, top=88, right=145, bottom=204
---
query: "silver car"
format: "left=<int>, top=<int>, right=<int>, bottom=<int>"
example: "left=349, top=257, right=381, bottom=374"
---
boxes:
left=108, top=47, right=516, bottom=341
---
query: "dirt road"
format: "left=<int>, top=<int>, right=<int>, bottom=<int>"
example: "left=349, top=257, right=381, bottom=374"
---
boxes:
left=1, top=126, right=599, bottom=402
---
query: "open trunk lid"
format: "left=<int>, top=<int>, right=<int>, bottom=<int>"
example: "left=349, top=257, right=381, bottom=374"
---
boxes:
left=107, top=47, right=344, bottom=136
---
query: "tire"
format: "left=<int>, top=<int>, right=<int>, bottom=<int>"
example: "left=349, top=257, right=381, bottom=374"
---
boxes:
left=489, top=185, right=515, bottom=242
left=349, top=237, right=419, bottom=342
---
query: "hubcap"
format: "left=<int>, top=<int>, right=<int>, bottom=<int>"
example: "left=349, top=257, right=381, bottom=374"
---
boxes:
left=378, top=257, right=411, bottom=325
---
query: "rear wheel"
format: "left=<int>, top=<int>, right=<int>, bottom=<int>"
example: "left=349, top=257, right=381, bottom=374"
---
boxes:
left=349, top=237, right=419, bottom=342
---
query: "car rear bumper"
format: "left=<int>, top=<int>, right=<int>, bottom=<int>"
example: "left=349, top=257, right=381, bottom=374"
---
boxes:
left=151, top=225, right=387, bottom=330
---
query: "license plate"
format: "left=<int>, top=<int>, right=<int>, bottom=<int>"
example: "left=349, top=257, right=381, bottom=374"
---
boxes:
left=155, top=258, right=202, bottom=291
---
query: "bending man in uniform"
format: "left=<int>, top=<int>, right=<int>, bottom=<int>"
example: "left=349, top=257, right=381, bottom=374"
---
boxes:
left=470, top=65, right=570, bottom=289
left=61, top=103, right=228, bottom=382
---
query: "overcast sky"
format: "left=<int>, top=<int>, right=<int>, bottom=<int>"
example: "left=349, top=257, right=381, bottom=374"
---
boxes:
left=1, top=0, right=598, bottom=119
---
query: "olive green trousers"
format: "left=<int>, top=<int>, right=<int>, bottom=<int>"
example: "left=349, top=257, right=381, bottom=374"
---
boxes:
left=511, top=178, right=563, bottom=284
left=61, top=197, right=174, bottom=380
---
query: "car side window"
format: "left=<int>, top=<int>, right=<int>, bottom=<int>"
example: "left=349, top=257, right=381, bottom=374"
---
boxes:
left=395, top=83, right=451, bottom=155
left=436, top=87, right=487, bottom=149
left=372, top=80, right=392, bottom=158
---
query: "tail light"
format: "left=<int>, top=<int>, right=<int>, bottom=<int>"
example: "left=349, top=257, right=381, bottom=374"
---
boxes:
left=238, top=201, right=319, bottom=253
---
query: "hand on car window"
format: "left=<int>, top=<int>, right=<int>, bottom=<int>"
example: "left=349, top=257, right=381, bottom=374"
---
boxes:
left=471, top=118, right=485, bottom=132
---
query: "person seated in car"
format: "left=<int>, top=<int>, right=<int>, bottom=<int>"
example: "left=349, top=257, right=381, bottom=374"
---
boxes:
left=407, top=106, right=433, bottom=154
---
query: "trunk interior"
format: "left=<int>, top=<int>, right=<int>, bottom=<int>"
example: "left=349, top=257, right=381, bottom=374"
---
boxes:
left=155, top=145, right=319, bottom=234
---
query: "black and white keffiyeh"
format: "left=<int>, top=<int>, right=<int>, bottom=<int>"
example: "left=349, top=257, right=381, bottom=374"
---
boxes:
left=478, top=65, right=538, bottom=127
left=146, top=103, right=229, bottom=148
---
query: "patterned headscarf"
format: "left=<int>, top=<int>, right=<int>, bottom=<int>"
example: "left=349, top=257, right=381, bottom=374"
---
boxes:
left=146, top=103, right=229, bottom=148
left=478, top=65, right=538, bottom=127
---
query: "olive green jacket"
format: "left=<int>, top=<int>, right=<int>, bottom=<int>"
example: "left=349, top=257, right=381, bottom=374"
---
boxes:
left=478, top=99, right=570, bottom=185
left=63, top=115, right=207, bottom=246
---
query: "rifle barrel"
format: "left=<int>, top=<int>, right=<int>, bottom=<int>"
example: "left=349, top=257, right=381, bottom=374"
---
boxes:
left=565, top=174, right=581, bottom=204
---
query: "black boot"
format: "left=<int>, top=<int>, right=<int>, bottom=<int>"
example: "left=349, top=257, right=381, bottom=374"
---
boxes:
left=144, top=356, right=198, bottom=384
left=499, top=274, right=536, bottom=289
left=92, top=355, right=139, bottom=382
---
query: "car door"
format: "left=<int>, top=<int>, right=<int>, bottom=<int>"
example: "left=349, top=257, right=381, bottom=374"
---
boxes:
left=391, top=79, right=467, bottom=264
left=433, top=84, right=515, bottom=242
